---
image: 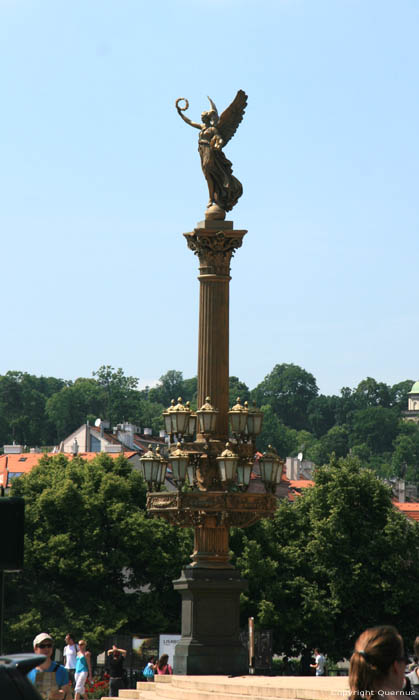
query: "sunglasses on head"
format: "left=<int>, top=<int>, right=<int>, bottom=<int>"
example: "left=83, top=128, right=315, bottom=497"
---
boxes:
left=38, top=642, right=53, bottom=649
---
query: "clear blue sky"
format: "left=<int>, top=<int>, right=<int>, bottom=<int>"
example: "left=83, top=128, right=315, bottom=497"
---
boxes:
left=1, top=0, right=418, bottom=396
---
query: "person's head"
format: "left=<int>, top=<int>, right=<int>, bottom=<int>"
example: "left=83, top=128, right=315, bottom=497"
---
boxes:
left=413, top=636, right=419, bottom=660
left=65, top=634, right=74, bottom=644
left=201, top=111, right=211, bottom=125
left=113, top=649, right=120, bottom=658
left=314, top=648, right=320, bottom=656
left=78, top=639, right=87, bottom=652
left=349, top=626, right=406, bottom=697
left=148, top=656, right=156, bottom=663
left=158, top=654, right=169, bottom=669
left=33, top=633, right=54, bottom=658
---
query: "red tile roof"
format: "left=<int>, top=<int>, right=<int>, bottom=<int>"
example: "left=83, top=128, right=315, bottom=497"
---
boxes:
left=0, top=451, right=137, bottom=487
left=289, top=479, right=314, bottom=489
left=393, top=501, right=419, bottom=522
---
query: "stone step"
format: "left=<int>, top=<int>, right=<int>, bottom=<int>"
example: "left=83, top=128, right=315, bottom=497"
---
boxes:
left=152, top=676, right=348, bottom=700
left=102, top=676, right=349, bottom=700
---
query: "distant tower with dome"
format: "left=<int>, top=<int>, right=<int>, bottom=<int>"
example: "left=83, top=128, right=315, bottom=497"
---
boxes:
left=404, top=381, right=419, bottom=423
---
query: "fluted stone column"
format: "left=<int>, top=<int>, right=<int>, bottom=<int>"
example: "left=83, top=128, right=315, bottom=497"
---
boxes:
left=185, top=220, right=246, bottom=442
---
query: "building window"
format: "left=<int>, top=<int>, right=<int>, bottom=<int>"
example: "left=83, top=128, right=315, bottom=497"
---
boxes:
left=90, top=435, right=101, bottom=452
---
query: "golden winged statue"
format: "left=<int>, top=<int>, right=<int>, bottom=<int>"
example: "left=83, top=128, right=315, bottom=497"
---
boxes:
left=176, top=90, right=248, bottom=220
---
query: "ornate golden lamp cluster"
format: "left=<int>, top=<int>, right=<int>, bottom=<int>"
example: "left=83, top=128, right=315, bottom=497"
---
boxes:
left=140, top=395, right=283, bottom=494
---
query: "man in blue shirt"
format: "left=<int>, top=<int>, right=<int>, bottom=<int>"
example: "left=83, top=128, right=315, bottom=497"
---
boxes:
left=27, top=632, right=71, bottom=700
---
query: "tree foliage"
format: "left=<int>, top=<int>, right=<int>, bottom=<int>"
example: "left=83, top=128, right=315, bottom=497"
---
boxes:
left=231, top=456, right=419, bottom=659
left=1, top=364, right=418, bottom=487
left=7, top=454, right=193, bottom=653
left=252, top=363, right=319, bottom=431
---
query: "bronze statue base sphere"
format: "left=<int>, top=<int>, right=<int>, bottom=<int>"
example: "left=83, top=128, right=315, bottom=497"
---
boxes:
left=205, top=203, right=226, bottom=220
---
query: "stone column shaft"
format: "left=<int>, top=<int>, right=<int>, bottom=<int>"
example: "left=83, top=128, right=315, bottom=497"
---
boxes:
left=184, top=221, right=246, bottom=442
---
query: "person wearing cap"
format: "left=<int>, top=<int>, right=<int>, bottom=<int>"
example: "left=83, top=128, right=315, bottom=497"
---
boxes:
left=27, top=632, right=72, bottom=699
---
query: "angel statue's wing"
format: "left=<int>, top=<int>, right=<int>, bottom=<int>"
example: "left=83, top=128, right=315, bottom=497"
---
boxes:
left=217, top=90, right=248, bottom=147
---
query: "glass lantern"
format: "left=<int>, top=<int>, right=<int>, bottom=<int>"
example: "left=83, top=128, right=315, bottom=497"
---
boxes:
left=259, top=445, right=280, bottom=493
left=217, top=443, right=238, bottom=483
left=196, top=397, right=218, bottom=435
left=185, top=402, right=197, bottom=438
left=245, top=401, right=264, bottom=437
left=139, top=445, right=167, bottom=489
left=228, top=397, right=248, bottom=435
left=237, top=460, right=252, bottom=489
left=163, top=397, right=191, bottom=436
left=169, top=443, right=189, bottom=486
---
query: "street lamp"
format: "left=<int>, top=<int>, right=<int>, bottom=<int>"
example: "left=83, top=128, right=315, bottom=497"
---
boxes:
left=163, top=397, right=191, bottom=436
left=139, top=445, right=167, bottom=490
left=185, top=402, right=197, bottom=439
left=245, top=401, right=263, bottom=438
left=228, top=397, right=248, bottom=436
left=259, top=445, right=281, bottom=493
left=217, top=443, right=239, bottom=483
left=196, top=397, right=218, bottom=435
left=169, top=443, right=189, bottom=486
left=236, top=459, right=252, bottom=490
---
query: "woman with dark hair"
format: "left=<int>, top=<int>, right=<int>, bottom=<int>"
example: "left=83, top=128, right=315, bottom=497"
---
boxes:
left=349, top=625, right=407, bottom=698
left=406, top=636, right=419, bottom=693
left=156, top=654, right=173, bottom=675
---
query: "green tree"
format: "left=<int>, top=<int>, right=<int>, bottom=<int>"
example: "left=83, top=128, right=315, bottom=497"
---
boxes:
left=148, top=370, right=185, bottom=408
left=310, top=425, right=349, bottom=465
left=229, top=376, right=250, bottom=407
left=390, top=380, right=415, bottom=411
left=0, top=371, right=65, bottom=446
left=135, top=399, right=166, bottom=434
left=182, top=377, right=198, bottom=406
left=255, top=405, right=298, bottom=457
left=307, top=395, right=340, bottom=438
left=231, top=457, right=419, bottom=659
left=252, top=364, right=318, bottom=431
left=391, top=424, right=419, bottom=481
left=46, top=378, right=104, bottom=441
left=355, top=377, right=392, bottom=408
left=93, top=365, right=139, bottom=427
left=350, top=406, right=400, bottom=454
left=7, top=453, right=192, bottom=653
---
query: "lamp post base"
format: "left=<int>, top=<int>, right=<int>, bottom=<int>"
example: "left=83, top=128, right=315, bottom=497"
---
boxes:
left=173, top=567, right=248, bottom=675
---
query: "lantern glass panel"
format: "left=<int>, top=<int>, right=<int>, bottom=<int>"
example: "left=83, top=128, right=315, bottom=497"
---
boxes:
left=260, top=459, right=279, bottom=486
left=252, top=413, right=263, bottom=435
left=171, top=456, right=187, bottom=483
left=173, top=411, right=189, bottom=435
left=187, top=463, right=195, bottom=486
left=163, top=414, right=172, bottom=434
left=151, top=459, right=160, bottom=483
left=230, top=412, right=246, bottom=434
left=199, top=411, right=216, bottom=434
left=243, top=463, right=252, bottom=485
left=159, top=462, right=167, bottom=484
left=218, top=457, right=237, bottom=482
left=140, top=460, right=153, bottom=484
left=247, top=412, right=263, bottom=436
left=187, top=414, right=197, bottom=437
left=238, top=462, right=252, bottom=486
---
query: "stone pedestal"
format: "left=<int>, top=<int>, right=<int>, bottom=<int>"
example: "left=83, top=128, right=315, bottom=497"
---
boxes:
left=172, top=567, right=248, bottom=675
